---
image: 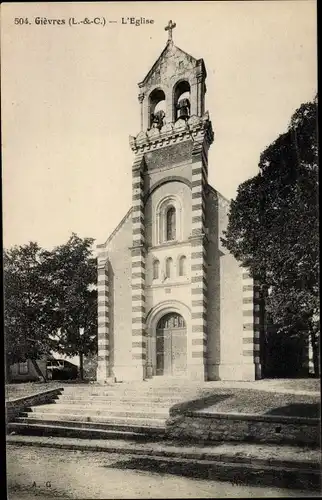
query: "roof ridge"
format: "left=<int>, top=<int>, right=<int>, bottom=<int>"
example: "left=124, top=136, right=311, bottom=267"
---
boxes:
left=139, top=42, right=198, bottom=86
left=97, top=207, right=133, bottom=249
left=207, top=183, right=231, bottom=204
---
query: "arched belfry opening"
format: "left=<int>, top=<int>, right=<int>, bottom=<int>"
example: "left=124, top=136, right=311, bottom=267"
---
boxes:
left=149, top=88, right=166, bottom=129
left=173, top=80, right=191, bottom=121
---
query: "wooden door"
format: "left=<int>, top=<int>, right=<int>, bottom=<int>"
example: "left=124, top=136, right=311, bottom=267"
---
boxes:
left=155, top=313, right=187, bottom=376
left=171, top=328, right=187, bottom=375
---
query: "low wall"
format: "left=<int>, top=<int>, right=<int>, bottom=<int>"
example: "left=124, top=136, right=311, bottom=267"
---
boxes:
left=166, top=411, right=320, bottom=446
left=6, top=388, right=64, bottom=423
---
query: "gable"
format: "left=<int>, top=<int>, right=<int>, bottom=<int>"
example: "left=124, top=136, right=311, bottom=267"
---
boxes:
left=139, top=43, right=199, bottom=88
left=97, top=208, right=133, bottom=262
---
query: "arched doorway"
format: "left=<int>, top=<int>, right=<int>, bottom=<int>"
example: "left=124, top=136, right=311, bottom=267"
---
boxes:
left=155, top=312, right=187, bottom=376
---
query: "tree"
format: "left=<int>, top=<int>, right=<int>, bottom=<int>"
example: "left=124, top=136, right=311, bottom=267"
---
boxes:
left=222, top=96, right=319, bottom=375
left=4, top=242, right=54, bottom=381
left=43, top=234, right=97, bottom=380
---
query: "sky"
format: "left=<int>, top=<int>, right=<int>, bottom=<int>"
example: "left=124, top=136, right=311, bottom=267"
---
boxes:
left=2, top=1, right=317, bottom=251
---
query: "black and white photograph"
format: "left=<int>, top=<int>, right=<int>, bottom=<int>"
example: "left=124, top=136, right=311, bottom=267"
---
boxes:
left=2, top=1, right=320, bottom=498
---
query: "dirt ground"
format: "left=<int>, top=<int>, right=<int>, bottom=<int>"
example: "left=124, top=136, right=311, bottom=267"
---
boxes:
left=6, top=445, right=320, bottom=499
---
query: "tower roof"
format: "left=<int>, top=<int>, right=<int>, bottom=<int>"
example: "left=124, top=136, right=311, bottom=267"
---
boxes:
left=138, top=21, right=207, bottom=88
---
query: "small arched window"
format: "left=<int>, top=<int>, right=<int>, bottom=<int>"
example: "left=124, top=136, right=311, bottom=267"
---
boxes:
left=153, top=259, right=160, bottom=280
left=156, top=196, right=182, bottom=245
left=179, top=256, right=187, bottom=277
left=165, top=257, right=173, bottom=278
left=166, top=206, right=176, bottom=241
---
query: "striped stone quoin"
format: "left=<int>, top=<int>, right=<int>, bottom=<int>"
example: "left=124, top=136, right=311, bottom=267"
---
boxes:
left=190, top=137, right=209, bottom=379
left=242, top=270, right=261, bottom=380
left=97, top=259, right=110, bottom=382
left=131, top=154, right=146, bottom=377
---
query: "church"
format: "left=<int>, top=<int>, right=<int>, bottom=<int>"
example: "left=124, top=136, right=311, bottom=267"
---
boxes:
left=96, top=21, right=261, bottom=383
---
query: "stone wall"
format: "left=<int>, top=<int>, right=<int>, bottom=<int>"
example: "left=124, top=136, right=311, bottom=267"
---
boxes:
left=106, top=214, right=133, bottom=382
left=206, top=187, right=244, bottom=380
left=144, top=143, right=193, bottom=172
left=166, top=411, right=320, bottom=446
left=6, top=387, right=63, bottom=423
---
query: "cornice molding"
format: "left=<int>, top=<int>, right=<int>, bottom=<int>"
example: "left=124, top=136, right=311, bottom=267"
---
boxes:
left=129, top=112, right=214, bottom=154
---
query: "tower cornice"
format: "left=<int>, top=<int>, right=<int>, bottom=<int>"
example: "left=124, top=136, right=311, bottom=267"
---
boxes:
left=129, top=112, right=214, bottom=154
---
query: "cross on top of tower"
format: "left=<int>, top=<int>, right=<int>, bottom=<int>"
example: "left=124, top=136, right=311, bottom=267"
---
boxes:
left=165, top=20, right=176, bottom=42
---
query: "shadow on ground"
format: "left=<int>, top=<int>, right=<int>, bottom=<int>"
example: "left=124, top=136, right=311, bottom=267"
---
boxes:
left=170, top=393, right=232, bottom=415
left=168, top=388, right=320, bottom=418
left=103, top=456, right=320, bottom=491
left=265, top=403, right=320, bottom=419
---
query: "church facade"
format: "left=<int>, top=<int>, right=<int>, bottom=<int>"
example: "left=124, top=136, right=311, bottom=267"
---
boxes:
left=96, top=23, right=261, bottom=383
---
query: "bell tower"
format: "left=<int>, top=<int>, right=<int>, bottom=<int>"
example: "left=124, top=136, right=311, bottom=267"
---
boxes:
left=136, top=20, right=207, bottom=134
left=128, top=21, right=214, bottom=381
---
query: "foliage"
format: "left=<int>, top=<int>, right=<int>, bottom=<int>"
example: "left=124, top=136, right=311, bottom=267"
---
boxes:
left=4, top=234, right=98, bottom=380
left=222, top=96, right=319, bottom=370
left=42, top=233, right=97, bottom=378
left=83, top=352, right=98, bottom=380
left=4, top=242, right=54, bottom=366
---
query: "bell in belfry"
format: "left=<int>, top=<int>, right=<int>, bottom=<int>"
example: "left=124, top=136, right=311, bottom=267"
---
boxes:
left=151, top=109, right=165, bottom=129
left=176, top=98, right=190, bottom=120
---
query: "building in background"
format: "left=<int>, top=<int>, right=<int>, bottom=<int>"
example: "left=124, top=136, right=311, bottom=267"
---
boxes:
left=9, top=355, right=53, bottom=383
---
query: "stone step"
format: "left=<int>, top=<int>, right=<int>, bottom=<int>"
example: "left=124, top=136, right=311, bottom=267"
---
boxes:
left=9, top=419, right=166, bottom=437
left=20, top=411, right=166, bottom=427
left=27, top=405, right=168, bottom=419
left=7, top=422, right=165, bottom=440
left=58, top=394, right=193, bottom=402
left=28, top=403, right=170, bottom=416
left=62, top=391, right=195, bottom=399
left=57, top=397, right=181, bottom=407
left=53, top=401, right=172, bottom=412
left=61, top=386, right=200, bottom=396
left=57, top=394, right=183, bottom=404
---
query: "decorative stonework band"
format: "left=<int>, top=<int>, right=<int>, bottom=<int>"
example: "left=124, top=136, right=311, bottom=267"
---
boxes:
left=131, top=155, right=146, bottom=370
left=97, top=259, right=110, bottom=380
left=190, top=136, right=209, bottom=377
left=242, top=270, right=261, bottom=379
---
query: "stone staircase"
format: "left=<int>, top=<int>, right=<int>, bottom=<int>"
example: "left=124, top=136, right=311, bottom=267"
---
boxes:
left=8, top=380, right=201, bottom=440
left=7, top=380, right=321, bottom=492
